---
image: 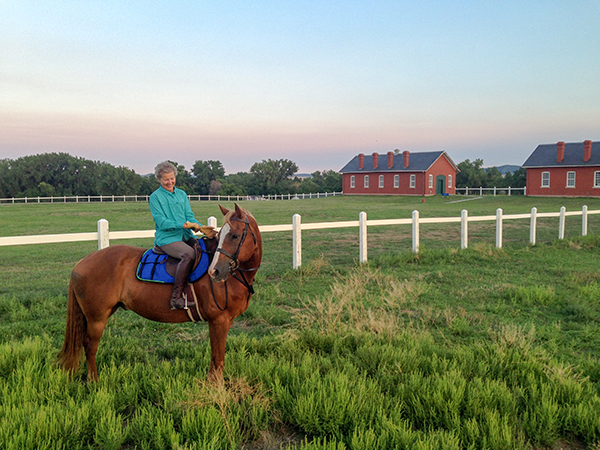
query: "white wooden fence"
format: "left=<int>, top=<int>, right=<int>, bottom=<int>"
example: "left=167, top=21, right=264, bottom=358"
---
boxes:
left=0, top=192, right=343, bottom=204
left=455, top=187, right=526, bottom=196
left=0, top=206, right=597, bottom=269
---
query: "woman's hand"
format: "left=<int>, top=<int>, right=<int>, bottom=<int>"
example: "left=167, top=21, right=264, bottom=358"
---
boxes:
left=183, top=221, right=200, bottom=231
left=184, top=221, right=217, bottom=238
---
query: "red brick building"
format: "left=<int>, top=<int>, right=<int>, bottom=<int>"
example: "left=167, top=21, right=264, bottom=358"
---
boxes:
left=340, top=151, right=458, bottom=196
left=522, top=140, right=600, bottom=197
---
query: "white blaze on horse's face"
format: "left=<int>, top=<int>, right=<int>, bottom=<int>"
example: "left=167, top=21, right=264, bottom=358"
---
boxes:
left=208, top=222, right=231, bottom=282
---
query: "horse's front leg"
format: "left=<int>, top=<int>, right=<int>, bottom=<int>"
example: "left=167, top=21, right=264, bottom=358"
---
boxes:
left=207, top=316, right=232, bottom=384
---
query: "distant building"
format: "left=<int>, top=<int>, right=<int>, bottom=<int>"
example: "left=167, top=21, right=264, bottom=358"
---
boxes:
left=522, top=140, right=600, bottom=197
left=340, top=151, right=458, bottom=196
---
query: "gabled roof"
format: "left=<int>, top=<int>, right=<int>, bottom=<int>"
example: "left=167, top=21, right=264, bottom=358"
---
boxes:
left=522, top=141, right=600, bottom=168
left=340, top=151, right=458, bottom=173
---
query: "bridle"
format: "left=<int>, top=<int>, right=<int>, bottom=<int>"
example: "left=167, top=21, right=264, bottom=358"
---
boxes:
left=210, top=212, right=260, bottom=310
left=215, top=213, right=255, bottom=272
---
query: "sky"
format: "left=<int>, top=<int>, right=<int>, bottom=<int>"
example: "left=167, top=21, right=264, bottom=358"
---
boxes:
left=1, top=1, right=599, bottom=175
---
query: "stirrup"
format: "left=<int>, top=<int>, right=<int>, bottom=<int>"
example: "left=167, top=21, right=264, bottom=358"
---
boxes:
left=170, top=293, right=195, bottom=310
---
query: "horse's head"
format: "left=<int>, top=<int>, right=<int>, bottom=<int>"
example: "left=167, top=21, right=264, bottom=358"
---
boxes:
left=208, top=203, right=262, bottom=283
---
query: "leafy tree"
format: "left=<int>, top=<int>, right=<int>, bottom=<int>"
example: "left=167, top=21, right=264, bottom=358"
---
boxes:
left=484, top=166, right=504, bottom=188
left=95, top=164, right=141, bottom=195
left=221, top=172, right=252, bottom=196
left=309, top=170, right=342, bottom=192
left=456, top=159, right=486, bottom=188
left=249, top=159, right=298, bottom=195
left=192, top=160, right=226, bottom=194
left=504, top=167, right=526, bottom=188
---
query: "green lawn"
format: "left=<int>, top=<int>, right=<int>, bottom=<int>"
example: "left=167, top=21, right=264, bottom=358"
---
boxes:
left=1, top=196, right=600, bottom=449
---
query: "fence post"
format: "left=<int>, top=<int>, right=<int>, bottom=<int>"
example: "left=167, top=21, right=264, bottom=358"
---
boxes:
left=293, top=214, right=302, bottom=269
left=496, top=208, right=503, bottom=248
left=559, top=206, right=566, bottom=239
left=582, top=205, right=588, bottom=236
left=412, top=210, right=419, bottom=253
left=479, top=186, right=483, bottom=196
left=508, top=187, right=511, bottom=196
left=494, top=187, right=496, bottom=196
left=461, top=209, right=468, bottom=249
left=208, top=216, right=217, bottom=228
left=359, top=211, right=367, bottom=263
left=530, top=207, right=537, bottom=245
left=97, top=219, right=109, bottom=250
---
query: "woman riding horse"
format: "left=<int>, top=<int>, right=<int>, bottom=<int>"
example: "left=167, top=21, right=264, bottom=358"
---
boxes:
left=58, top=203, right=262, bottom=383
left=150, top=161, right=216, bottom=309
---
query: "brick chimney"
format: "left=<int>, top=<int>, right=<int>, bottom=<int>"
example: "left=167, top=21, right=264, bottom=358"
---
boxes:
left=387, top=151, right=394, bottom=168
left=584, top=140, right=592, bottom=162
left=557, top=141, right=565, bottom=162
left=358, top=153, right=364, bottom=170
left=372, top=152, right=379, bottom=169
left=403, top=151, right=410, bottom=168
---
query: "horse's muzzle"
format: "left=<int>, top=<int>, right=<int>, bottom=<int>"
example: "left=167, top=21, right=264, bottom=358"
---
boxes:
left=208, top=262, right=229, bottom=283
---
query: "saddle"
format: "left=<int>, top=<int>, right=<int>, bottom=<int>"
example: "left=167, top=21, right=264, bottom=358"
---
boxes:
left=136, top=238, right=214, bottom=284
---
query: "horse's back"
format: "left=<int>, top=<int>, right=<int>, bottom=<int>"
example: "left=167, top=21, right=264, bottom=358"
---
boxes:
left=71, top=245, right=144, bottom=293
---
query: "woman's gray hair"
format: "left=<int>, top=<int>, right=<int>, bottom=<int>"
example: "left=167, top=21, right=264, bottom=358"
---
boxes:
left=154, top=161, right=178, bottom=180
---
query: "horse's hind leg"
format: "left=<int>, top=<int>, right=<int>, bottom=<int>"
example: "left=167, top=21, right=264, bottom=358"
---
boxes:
left=83, top=319, right=108, bottom=382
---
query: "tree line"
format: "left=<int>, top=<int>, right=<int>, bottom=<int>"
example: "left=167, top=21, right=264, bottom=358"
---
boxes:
left=457, top=159, right=526, bottom=189
left=0, top=153, right=525, bottom=199
left=0, top=153, right=342, bottom=198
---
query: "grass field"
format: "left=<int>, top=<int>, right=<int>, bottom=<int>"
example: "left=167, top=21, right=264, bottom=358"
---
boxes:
left=1, top=195, right=600, bottom=449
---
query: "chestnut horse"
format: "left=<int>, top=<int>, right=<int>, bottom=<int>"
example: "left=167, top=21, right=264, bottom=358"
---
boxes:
left=58, top=204, right=262, bottom=382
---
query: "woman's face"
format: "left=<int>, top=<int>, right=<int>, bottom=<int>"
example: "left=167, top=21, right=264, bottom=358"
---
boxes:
left=159, top=171, right=176, bottom=192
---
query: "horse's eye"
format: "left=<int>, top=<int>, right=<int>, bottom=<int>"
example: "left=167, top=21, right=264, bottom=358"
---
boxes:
left=231, top=234, right=240, bottom=240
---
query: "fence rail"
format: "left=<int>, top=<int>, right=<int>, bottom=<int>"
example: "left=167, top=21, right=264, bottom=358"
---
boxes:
left=455, top=187, right=526, bottom=196
left=0, top=192, right=343, bottom=204
left=1, top=206, right=597, bottom=269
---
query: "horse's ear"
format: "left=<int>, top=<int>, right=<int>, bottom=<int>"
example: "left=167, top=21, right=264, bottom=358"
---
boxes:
left=219, top=204, right=229, bottom=216
left=234, top=203, right=243, bottom=217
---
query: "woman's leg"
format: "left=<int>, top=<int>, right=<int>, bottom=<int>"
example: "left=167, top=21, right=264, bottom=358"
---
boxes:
left=161, top=241, right=196, bottom=309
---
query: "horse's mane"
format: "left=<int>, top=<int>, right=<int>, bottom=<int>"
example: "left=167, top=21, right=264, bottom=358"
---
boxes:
left=223, top=207, right=255, bottom=226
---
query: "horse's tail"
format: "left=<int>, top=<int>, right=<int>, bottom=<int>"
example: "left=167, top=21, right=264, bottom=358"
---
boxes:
left=57, top=277, right=86, bottom=376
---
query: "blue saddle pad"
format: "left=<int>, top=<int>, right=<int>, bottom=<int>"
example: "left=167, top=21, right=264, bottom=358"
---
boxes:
left=136, top=239, right=209, bottom=284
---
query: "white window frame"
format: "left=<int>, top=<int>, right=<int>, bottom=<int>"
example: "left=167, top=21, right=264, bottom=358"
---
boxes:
left=350, top=175, right=355, bottom=189
left=566, top=171, right=576, bottom=188
left=394, top=174, right=399, bottom=188
left=410, top=174, right=416, bottom=188
left=541, top=172, right=550, bottom=188
left=364, top=175, right=369, bottom=188
left=595, top=171, right=600, bottom=188
left=379, top=175, right=384, bottom=188
left=429, top=174, right=433, bottom=189
left=448, top=174, right=453, bottom=189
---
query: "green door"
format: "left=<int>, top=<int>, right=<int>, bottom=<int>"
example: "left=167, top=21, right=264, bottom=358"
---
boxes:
left=436, top=175, right=446, bottom=195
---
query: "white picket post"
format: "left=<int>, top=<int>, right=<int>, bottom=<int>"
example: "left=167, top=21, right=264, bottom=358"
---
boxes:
left=495, top=208, right=503, bottom=248
left=293, top=214, right=302, bottom=269
left=97, top=219, right=109, bottom=250
left=582, top=205, right=588, bottom=236
left=208, top=216, right=217, bottom=228
left=412, top=210, right=419, bottom=253
left=559, top=206, right=566, bottom=239
left=359, top=211, right=367, bottom=263
left=461, top=209, right=468, bottom=249
left=530, top=207, right=537, bottom=245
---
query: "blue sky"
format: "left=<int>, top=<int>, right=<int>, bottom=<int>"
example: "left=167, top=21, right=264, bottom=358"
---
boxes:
left=1, top=1, right=599, bottom=175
